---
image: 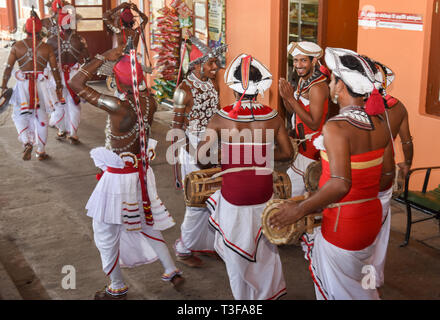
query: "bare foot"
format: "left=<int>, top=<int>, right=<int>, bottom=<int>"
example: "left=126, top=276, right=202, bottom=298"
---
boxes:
left=94, top=286, right=128, bottom=300
left=170, top=274, right=185, bottom=291
left=68, top=136, right=80, bottom=145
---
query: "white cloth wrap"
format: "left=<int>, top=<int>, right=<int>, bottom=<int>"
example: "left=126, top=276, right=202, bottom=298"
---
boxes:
left=175, top=130, right=215, bottom=254
left=324, top=47, right=383, bottom=95
left=206, top=190, right=286, bottom=300
left=224, top=53, right=272, bottom=95
left=370, top=186, right=393, bottom=288
left=303, top=227, right=380, bottom=300
left=86, top=145, right=175, bottom=231
left=48, top=63, right=82, bottom=136
left=288, top=41, right=323, bottom=58
left=10, top=71, right=54, bottom=151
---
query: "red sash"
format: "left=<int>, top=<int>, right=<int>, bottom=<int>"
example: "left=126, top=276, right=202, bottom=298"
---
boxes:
left=62, top=64, right=81, bottom=105
left=24, top=71, right=43, bottom=112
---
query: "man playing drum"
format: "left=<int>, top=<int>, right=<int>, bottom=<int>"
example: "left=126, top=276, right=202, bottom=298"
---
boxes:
left=69, top=42, right=183, bottom=300
left=270, top=48, right=394, bottom=300
left=171, top=37, right=227, bottom=268
left=1, top=11, right=63, bottom=160
left=197, top=54, right=293, bottom=300
left=279, top=41, right=329, bottom=197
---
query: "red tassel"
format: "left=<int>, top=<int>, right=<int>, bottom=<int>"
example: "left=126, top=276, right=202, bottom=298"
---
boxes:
left=365, top=88, right=385, bottom=116
left=320, top=65, right=331, bottom=78
left=228, top=101, right=241, bottom=119
left=96, top=172, right=104, bottom=180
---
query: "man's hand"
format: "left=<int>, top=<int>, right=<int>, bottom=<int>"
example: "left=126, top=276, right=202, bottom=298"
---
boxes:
left=398, top=162, right=411, bottom=178
left=279, top=78, right=295, bottom=101
left=268, top=201, right=305, bottom=230
left=130, top=3, right=138, bottom=11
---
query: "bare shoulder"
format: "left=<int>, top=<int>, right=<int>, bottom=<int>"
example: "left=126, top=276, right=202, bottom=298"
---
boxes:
left=309, top=80, right=329, bottom=96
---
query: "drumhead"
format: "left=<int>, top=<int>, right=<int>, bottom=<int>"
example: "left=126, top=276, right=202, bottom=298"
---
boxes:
left=304, top=161, right=322, bottom=192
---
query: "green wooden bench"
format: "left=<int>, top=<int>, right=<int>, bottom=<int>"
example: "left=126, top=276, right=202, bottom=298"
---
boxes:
left=394, top=166, right=440, bottom=247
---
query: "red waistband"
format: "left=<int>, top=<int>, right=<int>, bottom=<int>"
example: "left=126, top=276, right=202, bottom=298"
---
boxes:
left=24, top=71, right=43, bottom=79
left=107, top=165, right=139, bottom=174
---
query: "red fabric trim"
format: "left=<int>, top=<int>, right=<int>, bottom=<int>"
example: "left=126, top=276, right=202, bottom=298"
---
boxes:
left=303, top=235, right=328, bottom=300
left=19, top=127, right=29, bottom=135
left=141, top=231, right=165, bottom=243
left=106, top=251, right=120, bottom=276
left=267, top=287, right=287, bottom=300
left=209, top=216, right=261, bottom=260
left=62, top=64, right=81, bottom=105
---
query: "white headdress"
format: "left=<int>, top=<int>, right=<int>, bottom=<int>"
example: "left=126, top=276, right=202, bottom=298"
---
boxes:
left=324, top=47, right=383, bottom=95
left=325, top=47, right=385, bottom=115
left=224, top=53, right=272, bottom=96
left=288, top=41, right=323, bottom=59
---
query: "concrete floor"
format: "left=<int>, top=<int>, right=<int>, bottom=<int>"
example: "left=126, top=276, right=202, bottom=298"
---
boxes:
left=0, top=49, right=439, bottom=300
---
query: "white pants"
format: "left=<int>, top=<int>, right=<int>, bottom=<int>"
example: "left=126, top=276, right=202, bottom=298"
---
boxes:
left=175, top=136, right=215, bottom=256
left=49, top=65, right=81, bottom=137
left=10, top=74, right=53, bottom=153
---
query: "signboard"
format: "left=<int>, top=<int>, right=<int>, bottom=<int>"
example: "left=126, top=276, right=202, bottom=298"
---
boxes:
left=358, top=11, right=423, bottom=31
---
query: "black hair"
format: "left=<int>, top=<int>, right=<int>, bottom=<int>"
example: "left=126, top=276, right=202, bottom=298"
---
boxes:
left=336, top=54, right=378, bottom=98
left=232, top=61, right=262, bottom=100
left=122, top=20, right=135, bottom=28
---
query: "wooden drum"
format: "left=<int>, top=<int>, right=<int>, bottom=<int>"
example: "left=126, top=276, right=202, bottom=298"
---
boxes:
left=261, top=196, right=322, bottom=245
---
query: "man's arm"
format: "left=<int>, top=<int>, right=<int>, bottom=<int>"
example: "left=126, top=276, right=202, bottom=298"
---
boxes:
left=269, top=122, right=352, bottom=229
left=77, top=34, right=91, bottom=64
left=397, top=103, right=413, bottom=176
left=274, top=115, right=294, bottom=161
left=69, top=46, right=124, bottom=113
left=103, top=2, right=129, bottom=32
left=130, top=3, right=148, bottom=30
left=279, top=79, right=328, bottom=131
left=0, top=45, right=17, bottom=94
left=47, top=45, right=63, bottom=100
left=196, top=114, right=220, bottom=168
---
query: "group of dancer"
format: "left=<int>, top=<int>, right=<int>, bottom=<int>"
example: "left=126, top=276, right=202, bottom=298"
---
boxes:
left=1, top=3, right=414, bottom=300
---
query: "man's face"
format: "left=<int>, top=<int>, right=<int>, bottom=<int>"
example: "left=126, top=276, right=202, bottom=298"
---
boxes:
left=293, top=54, right=314, bottom=78
left=201, top=57, right=219, bottom=80
left=329, top=73, right=339, bottom=104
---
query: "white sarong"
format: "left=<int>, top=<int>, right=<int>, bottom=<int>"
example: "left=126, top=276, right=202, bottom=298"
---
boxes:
left=206, top=190, right=287, bottom=300
left=370, top=186, right=393, bottom=287
left=303, top=228, right=380, bottom=300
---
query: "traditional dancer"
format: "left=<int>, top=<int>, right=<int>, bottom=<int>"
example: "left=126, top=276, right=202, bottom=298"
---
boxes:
left=69, top=41, right=183, bottom=300
left=41, top=0, right=69, bottom=40
left=103, top=2, right=149, bottom=48
left=367, top=59, right=414, bottom=287
left=197, top=54, right=293, bottom=300
left=279, top=41, right=329, bottom=197
left=0, top=11, right=63, bottom=160
left=46, top=7, right=90, bottom=144
left=270, top=48, right=394, bottom=300
left=172, top=37, right=227, bottom=267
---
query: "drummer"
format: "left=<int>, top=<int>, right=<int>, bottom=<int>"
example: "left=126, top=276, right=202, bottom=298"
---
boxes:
left=196, top=54, right=293, bottom=300
left=279, top=41, right=329, bottom=197
left=269, top=48, right=394, bottom=300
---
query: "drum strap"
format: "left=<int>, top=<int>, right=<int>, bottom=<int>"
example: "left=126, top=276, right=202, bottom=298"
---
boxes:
left=327, top=197, right=377, bottom=232
left=210, top=166, right=273, bottom=180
